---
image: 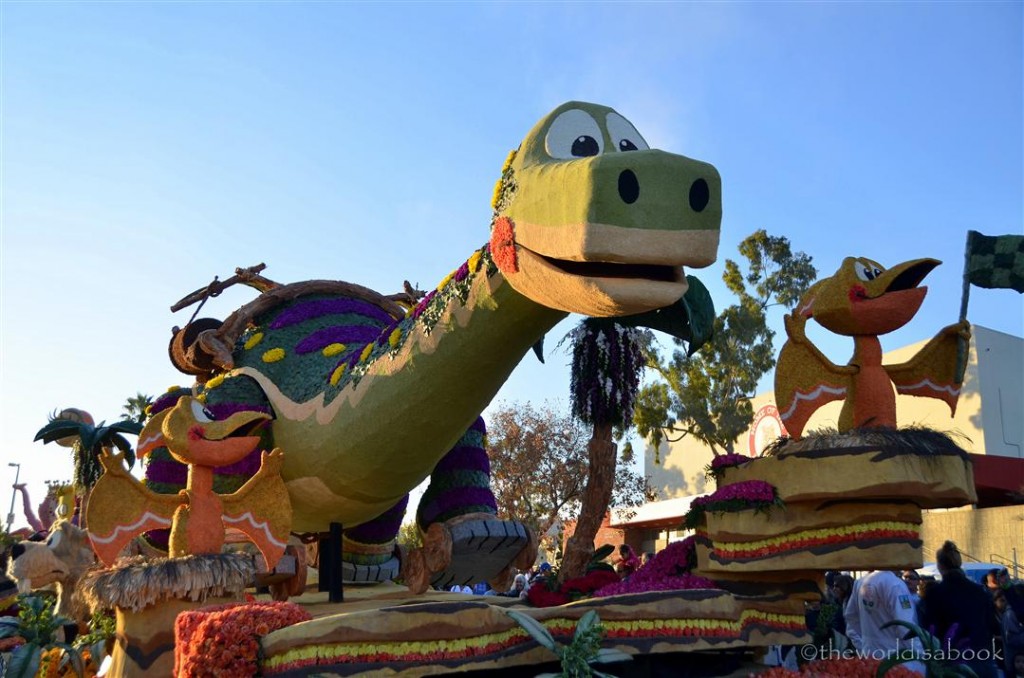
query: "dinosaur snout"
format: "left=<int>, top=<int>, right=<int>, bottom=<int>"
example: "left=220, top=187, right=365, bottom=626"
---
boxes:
left=617, top=167, right=712, bottom=220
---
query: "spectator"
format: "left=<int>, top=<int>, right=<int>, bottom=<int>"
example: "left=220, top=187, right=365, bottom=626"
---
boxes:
left=616, top=544, right=640, bottom=580
left=901, top=570, right=922, bottom=609
left=530, top=562, right=552, bottom=585
left=500, top=573, right=529, bottom=598
left=919, top=541, right=1001, bottom=678
left=844, top=570, right=923, bottom=674
left=830, top=574, right=854, bottom=635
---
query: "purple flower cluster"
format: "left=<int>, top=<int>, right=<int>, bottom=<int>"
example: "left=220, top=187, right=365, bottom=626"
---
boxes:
left=683, top=480, right=781, bottom=529
left=593, top=537, right=718, bottom=597
left=695, top=480, right=777, bottom=506
left=710, top=453, right=750, bottom=471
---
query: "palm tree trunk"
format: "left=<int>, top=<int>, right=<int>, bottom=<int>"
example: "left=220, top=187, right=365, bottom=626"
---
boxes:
left=559, top=422, right=616, bottom=580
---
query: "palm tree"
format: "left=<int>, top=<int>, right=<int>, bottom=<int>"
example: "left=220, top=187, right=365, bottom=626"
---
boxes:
left=34, top=408, right=142, bottom=528
left=559, top=319, right=650, bottom=580
left=122, top=392, right=154, bottom=425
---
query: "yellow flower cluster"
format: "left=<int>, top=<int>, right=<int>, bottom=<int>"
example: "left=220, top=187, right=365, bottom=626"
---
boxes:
left=262, top=348, right=286, bottom=363
left=358, top=344, right=374, bottom=363
left=468, top=249, right=484, bottom=273
left=244, top=332, right=264, bottom=350
left=329, top=364, right=347, bottom=386
left=266, top=627, right=529, bottom=669
left=204, top=373, right=227, bottom=390
left=714, top=520, right=919, bottom=555
left=490, top=149, right=519, bottom=210
left=322, top=343, right=346, bottom=357
left=388, top=328, right=402, bottom=347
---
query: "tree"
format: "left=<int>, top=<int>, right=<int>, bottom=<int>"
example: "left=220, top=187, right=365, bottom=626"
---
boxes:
left=560, top=320, right=651, bottom=580
left=487, top=401, right=650, bottom=553
left=122, top=392, right=154, bottom=425
left=34, top=409, right=142, bottom=528
left=635, top=229, right=817, bottom=455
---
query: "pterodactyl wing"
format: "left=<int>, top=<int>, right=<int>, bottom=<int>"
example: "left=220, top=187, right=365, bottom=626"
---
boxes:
left=885, top=321, right=970, bottom=415
left=221, top=448, right=292, bottom=571
left=86, top=451, right=180, bottom=566
left=775, top=313, right=856, bottom=440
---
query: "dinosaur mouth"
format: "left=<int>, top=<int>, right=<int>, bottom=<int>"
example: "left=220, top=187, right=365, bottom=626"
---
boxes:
left=539, top=255, right=682, bottom=283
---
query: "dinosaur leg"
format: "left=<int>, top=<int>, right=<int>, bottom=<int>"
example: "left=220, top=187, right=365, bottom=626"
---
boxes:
left=336, top=495, right=407, bottom=584
left=412, top=417, right=537, bottom=593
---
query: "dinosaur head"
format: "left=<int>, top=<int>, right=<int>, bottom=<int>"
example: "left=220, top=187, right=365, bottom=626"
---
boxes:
left=138, top=396, right=270, bottom=468
left=490, top=101, right=722, bottom=317
left=798, top=257, right=940, bottom=336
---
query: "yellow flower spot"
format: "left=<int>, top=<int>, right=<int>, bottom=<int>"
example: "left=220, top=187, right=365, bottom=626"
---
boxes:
left=329, top=364, right=347, bottom=386
left=359, top=344, right=374, bottom=362
left=204, top=373, right=226, bottom=390
left=439, top=270, right=455, bottom=289
left=322, top=343, right=346, bottom=357
left=468, top=249, right=483, bottom=272
left=244, top=333, right=264, bottom=350
left=388, top=328, right=402, bottom=347
left=491, top=179, right=504, bottom=210
left=262, top=348, right=286, bottom=363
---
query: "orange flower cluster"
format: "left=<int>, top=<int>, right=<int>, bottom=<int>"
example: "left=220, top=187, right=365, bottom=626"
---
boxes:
left=174, top=600, right=311, bottom=678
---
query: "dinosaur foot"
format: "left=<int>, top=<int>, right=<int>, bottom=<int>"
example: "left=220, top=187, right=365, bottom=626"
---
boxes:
left=427, top=514, right=536, bottom=592
left=341, top=557, right=400, bottom=585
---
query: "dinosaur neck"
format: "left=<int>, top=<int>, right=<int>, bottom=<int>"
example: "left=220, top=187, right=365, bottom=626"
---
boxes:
left=853, top=335, right=883, bottom=366
left=260, top=258, right=567, bottom=532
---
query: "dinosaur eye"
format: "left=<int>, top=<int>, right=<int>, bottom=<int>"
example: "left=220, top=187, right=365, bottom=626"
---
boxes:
left=190, top=399, right=215, bottom=423
left=545, top=109, right=604, bottom=159
left=47, top=530, right=63, bottom=549
left=855, top=260, right=885, bottom=281
left=606, top=112, right=649, bottom=153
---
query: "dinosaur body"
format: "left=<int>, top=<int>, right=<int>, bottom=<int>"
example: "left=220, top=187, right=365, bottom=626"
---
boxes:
left=136, top=102, right=721, bottom=583
left=776, top=256, right=969, bottom=438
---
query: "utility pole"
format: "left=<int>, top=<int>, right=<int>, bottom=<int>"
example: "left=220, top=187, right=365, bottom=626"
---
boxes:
left=6, top=462, right=21, bottom=532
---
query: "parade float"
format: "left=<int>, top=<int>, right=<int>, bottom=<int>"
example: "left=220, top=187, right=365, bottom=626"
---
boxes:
left=5, top=99, right=1008, bottom=677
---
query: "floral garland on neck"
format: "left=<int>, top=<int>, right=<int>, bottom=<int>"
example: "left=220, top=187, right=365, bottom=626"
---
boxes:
left=682, top=480, right=783, bottom=530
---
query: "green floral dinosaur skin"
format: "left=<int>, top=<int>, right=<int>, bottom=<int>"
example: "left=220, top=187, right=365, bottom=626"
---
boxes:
left=169, top=101, right=723, bottom=536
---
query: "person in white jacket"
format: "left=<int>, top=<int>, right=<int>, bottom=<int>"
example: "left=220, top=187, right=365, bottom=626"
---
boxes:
left=845, top=570, right=924, bottom=674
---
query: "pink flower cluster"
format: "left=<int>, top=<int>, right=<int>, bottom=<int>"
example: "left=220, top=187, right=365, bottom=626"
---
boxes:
left=174, top=600, right=311, bottom=678
left=709, top=453, right=750, bottom=472
left=593, top=537, right=718, bottom=597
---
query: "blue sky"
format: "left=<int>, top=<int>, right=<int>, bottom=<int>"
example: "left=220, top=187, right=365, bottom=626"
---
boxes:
left=1, top=2, right=1021, bottom=526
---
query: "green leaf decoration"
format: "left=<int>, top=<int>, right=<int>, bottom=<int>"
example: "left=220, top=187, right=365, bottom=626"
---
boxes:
left=612, top=275, right=715, bottom=355
left=7, top=642, right=42, bottom=678
left=54, top=641, right=84, bottom=678
left=574, top=610, right=598, bottom=641
left=0, top=617, right=22, bottom=638
left=593, top=647, right=633, bottom=664
left=680, top=275, right=715, bottom=355
left=33, top=421, right=85, bottom=444
left=591, top=544, right=615, bottom=562
left=504, top=609, right=558, bottom=653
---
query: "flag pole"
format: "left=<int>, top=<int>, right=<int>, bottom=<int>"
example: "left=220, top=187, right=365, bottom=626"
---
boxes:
left=955, top=231, right=974, bottom=382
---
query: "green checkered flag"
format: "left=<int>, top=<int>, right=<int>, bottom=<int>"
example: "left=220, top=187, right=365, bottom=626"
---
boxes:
left=956, top=230, right=1024, bottom=380
left=964, top=231, right=1024, bottom=293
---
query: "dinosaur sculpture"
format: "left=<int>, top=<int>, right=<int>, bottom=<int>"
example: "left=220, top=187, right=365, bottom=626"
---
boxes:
left=140, top=101, right=722, bottom=586
left=6, top=520, right=96, bottom=623
left=775, top=256, right=970, bottom=439
left=13, top=484, right=57, bottom=534
left=86, top=396, right=290, bottom=570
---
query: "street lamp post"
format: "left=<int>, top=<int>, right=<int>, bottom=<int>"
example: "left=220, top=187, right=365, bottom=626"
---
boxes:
left=6, top=462, right=20, bottom=532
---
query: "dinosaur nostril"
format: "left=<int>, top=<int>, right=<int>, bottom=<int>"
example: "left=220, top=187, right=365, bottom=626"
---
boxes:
left=689, top=178, right=710, bottom=212
left=618, top=169, right=640, bottom=204
left=11, top=543, right=25, bottom=559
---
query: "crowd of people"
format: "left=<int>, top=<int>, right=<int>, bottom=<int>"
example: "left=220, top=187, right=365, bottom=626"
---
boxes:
left=443, top=544, right=649, bottom=599
left=813, top=541, right=1024, bottom=677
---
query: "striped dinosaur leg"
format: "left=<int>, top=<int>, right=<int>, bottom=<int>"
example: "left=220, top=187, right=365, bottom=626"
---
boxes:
left=410, top=417, right=537, bottom=593
left=336, top=495, right=407, bottom=584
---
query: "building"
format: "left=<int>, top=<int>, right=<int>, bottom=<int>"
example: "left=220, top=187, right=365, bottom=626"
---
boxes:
left=615, top=325, right=1024, bottom=571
